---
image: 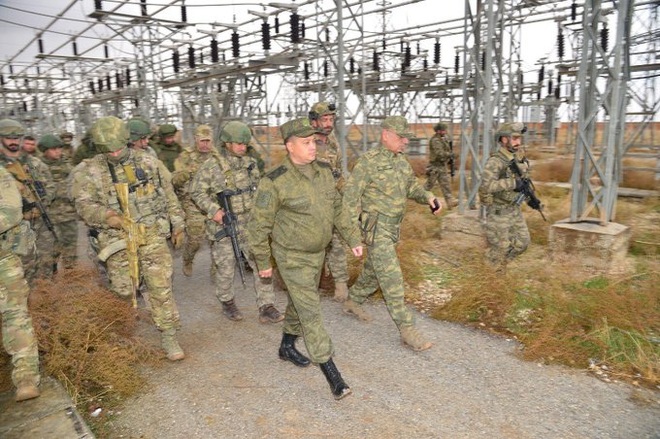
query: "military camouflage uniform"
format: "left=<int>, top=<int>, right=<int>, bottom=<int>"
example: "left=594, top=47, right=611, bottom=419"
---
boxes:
left=190, top=147, right=276, bottom=308
left=0, top=153, right=55, bottom=284
left=424, top=131, right=455, bottom=206
left=72, top=132, right=100, bottom=165
left=342, top=142, right=434, bottom=330
left=41, top=154, right=78, bottom=269
left=248, top=155, right=360, bottom=363
left=70, top=149, right=185, bottom=331
left=0, top=165, right=41, bottom=396
left=173, top=145, right=220, bottom=269
left=479, top=146, right=531, bottom=266
left=152, top=134, right=182, bottom=172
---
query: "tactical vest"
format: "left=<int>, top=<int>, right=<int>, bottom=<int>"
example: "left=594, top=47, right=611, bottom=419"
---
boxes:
left=214, top=152, right=259, bottom=217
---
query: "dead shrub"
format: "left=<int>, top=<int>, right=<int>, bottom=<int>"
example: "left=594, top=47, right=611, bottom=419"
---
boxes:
left=532, top=159, right=573, bottom=182
left=622, top=170, right=658, bottom=191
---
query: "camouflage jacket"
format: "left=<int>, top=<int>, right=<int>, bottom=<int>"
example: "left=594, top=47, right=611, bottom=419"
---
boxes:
left=428, top=133, right=453, bottom=165
left=479, top=146, right=530, bottom=206
left=172, top=146, right=221, bottom=204
left=0, top=152, right=55, bottom=223
left=69, top=149, right=184, bottom=239
left=72, top=136, right=100, bottom=165
left=247, top=156, right=360, bottom=272
left=0, top=165, right=23, bottom=256
left=315, top=132, right=342, bottom=177
left=153, top=140, right=182, bottom=172
left=41, top=156, right=77, bottom=223
left=342, top=145, right=432, bottom=227
left=190, top=149, right=260, bottom=240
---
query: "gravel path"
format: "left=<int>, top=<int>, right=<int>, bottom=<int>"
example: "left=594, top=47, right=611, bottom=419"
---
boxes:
left=109, top=249, right=660, bottom=439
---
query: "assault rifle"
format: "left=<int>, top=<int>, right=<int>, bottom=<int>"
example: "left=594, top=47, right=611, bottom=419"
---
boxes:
left=215, top=189, right=248, bottom=285
left=508, top=159, right=547, bottom=222
left=448, top=140, right=455, bottom=180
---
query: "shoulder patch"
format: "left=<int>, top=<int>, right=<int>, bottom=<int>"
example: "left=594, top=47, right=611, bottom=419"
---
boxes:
left=266, top=165, right=287, bottom=181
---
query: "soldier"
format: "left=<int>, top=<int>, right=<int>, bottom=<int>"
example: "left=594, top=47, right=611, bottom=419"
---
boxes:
left=342, top=116, right=441, bottom=352
left=59, top=131, right=75, bottom=159
left=247, top=118, right=363, bottom=400
left=152, top=124, right=182, bottom=172
left=308, top=101, right=351, bottom=302
left=172, top=124, right=219, bottom=277
left=72, top=129, right=99, bottom=165
left=0, top=119, right=55, bottom=285
left=21, top=135, right=38, bottom=157
left=424, top=122, right=457, bottom=209
left=191, top=121, right=283, bottom=324
left=38, top=134, right=78, bottom=271
left=0, top=164, right=41, bottom=402
left=69, top=116, right=186, bottom=361
left=127, top=118, right=158, bottom=158
left=478, top=122, right=531, bottom=268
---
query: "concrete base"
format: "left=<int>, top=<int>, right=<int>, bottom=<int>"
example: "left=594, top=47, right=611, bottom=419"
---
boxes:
left=440, top=208, right=485, bottom=250
left=549, top=219, right=632, bottom=274
left=0, top=376, right=94, bottom=438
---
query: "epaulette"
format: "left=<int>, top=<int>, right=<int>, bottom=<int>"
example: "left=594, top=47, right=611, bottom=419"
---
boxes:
left=266, top=165, right=287, bottom=181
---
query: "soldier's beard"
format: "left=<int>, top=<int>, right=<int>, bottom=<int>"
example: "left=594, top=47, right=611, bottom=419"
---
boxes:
left=4, top=143, right=20, bottom=152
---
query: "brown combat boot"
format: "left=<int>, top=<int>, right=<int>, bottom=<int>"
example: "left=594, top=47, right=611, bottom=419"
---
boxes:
left=15, top=381, right=40, bottom=402
left=343, top=299, right=372, bottom=322
left=222, top=299, right=244, bottom=321
left=161, top=328, right=185, bottom=361
left=333, top=282, right=349, bottom=302
left=259, top=304, right=284, bottom=323
left=400, top=325, right=432, bottom=352
left=182, top=260, right=193, bottom=277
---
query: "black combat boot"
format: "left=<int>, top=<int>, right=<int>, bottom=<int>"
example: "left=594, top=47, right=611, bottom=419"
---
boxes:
left=319, top=358, right=352, bottom=400
left=278, top=333, right=310, bottom=367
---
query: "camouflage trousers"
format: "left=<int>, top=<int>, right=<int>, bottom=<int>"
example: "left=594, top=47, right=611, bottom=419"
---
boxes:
left=272, top=245, right=332, bottom=364
left=21, top=218, right=55, bottom=285
left=0, top=252, right=40, bottom=388
left=424, top=165, right=454, bottom=205
left=349, top=222, right=414, bottom=329
left=324, top=228, right=348, bottom=284
left=482, top=204, right=530, bottom=266
left=54, top=220, right=79, bottom=270
left=183, top=209, right=206, bottom=265
left=105, top=226, right=180, bottom=330
left=210, top=235, right=274, bottom=308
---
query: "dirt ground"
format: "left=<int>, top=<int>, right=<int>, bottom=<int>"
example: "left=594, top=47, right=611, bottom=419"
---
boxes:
left=104, top=245, right=660, bottom=439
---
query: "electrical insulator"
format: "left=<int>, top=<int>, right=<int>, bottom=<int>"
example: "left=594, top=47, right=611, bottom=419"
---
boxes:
left=350, top=57, right=355, bottom=74
left=538, top=65, right=545, bottom=83
left=245, top=77, right=248, bottom=87
left=382, top=38, right=386, bottom=50
left=89, top=80, right=95, bottom=94
left=73, top=41, right=78, bottom=56
left=537, top=88, right=541, bottom=100
left=116, top=72, right=123, bottom=88
left=454, top=52, right=459, bottom=74
left=36, top=66, right=40, bottom=75
left=446, top=72, right=450, bottom=85
left=518, top=70, right=523, bottom=85
left=8, top=65, right=13, bottom=75
left=211, top=39, right=218, bottom=63
left=24, top=79, right=29, bottom=88
left=199, top=48, right=204, bottom=65
left=571, top=0, right=577, bottom=22
left=304, top=62, right=310, bottom=80
left=555, top=85, right=560, bottom=99
left=325, top=28, right=330, bottom=43
left=217, top=83, right=222, bottom=93
left=140, top=0, right=147, bottom=17
left=423, top=58, right=428, bottom=71
left=181, top=5, right=187, bottom=23
left=434, top=42, right=440, bottom=65
left=262, top=22, right=271, bottom=51
left=94, top=0, right=102, bottom=11
left=38, top=38, right=44, bottom=54
left=98, top=77, right=103, bottom=92
left=557, top=28, right=565, bottom=60
left=0, top=75, right=4, bottom=86
left=358, top=66, right=362, bottom=76
left=481, top=51, right=486, bottom=71
left=416, top=42, right=420, bottom=55
left=373, top=50, right=380, bottom=72
left=275, top=16, right=279, bottom=34
left=188, top=46, right=195, bottom=68
left=301, top=20, right=306, bottom=39
left=290, top=13, right=300, bottom=43
left=404, top=44, right=412, bottom=70
left=600, top=25, right=609, bottom=52
left=125, top=67, right=131, bottom=86
left=548, top=78, right=553, bottom=96
left=22, top=101, right=27, bottom=113
left=323, top=60, right=328, bottom=77
left=106, top=75, right=111, bottom=90
left=173, top=50, right=180, bottom=73
left=231, top=31, right=240, bottom=58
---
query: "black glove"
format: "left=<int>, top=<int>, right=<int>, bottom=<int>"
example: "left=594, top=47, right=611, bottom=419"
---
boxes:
left=513, top=177, right=524, bottom=192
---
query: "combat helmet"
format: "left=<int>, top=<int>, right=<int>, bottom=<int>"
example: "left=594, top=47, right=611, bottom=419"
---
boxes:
left=38, top=134, right=64, bottom=152
left=220, top=121, right=252, bottom=144
left=433, top=122, right=448, bottom=131
left=0, top=119, right=25, bottom=137
left=495, top=122, right=526, bottom=143
left=308, top=102, right=337, bottom=121
left=90, top=116, right=129, bottom=152
left=127, top=118, right=151, bottom=142
left=158, top=124, right=178, bottom=137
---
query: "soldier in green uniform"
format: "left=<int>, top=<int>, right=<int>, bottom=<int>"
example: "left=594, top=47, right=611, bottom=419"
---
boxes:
left=0, top=140, right=41, bottom=402
left=342, top=116, right=441, bottom=352
left=172, top=124, right=220, bottom=277
left=0, top=119, right=55, bottom=285
left=38, top=134, right=78, bottom=271
left=191, top=121, right=283, bottom=323
left=153, top=124, right=182, bottom=172
left=72, top=129, right=100, bottom=165
left=478, top=122, right=531, bottom=268
left=308, top=101, right=351, bottom=302
left=59, top=131, right=75, bottom=159
left=247, top=118, right=363, bottom=400
left=424, top=122, right=458, bottom=209
left=21, top=135, right=39, bottom=157
left=127, top=118, right=159, bottom=158
left=70, top=116, right=186, bottom=361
